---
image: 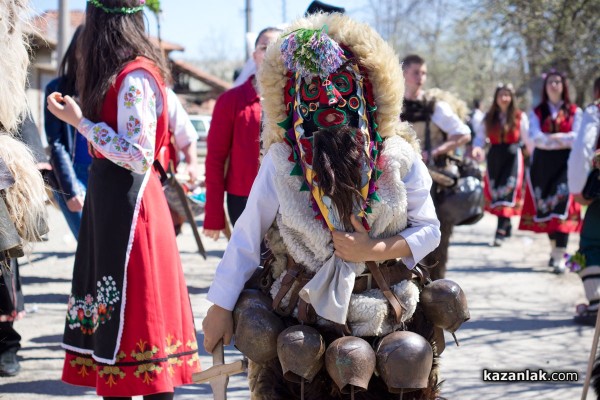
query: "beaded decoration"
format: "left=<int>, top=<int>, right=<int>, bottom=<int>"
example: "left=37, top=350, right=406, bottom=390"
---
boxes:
left=87, top=0, right=146, bottom=14
left=278, top=41, right=383, bottom=232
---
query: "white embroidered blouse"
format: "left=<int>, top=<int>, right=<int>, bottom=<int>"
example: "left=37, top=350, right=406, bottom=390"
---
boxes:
left=77, top=70, right=163, bottom=174
left=568, top=104, right=600, bottom=194
left=166, top=87, right=197, bottom=150
left=525, top=101, right=582, bottom=154
left=473, top=112, right=530, bottom=148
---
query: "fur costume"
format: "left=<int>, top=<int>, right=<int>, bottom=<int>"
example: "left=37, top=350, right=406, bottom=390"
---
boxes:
left=401, top=88, right=469, bottom=280
left=267, top=136, right=420, bottom=337
left=0, top=0, right=48, bottom=262
left=259, top=13, right=418, bottom=153
left=0, top=0, right=31, bottom=134
left=246, top=12, right=443, bottom=399
left=0, top=0, right=49, bottom=380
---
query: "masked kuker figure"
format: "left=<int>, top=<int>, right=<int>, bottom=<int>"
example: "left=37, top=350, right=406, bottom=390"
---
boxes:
left=0, top=0, right=49, bottom=377
left=202, top=13, right=470, bottom=399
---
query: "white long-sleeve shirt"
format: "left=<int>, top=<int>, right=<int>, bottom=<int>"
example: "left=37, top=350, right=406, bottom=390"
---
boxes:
left=568, top=103, right=599, bottom=194
left=207, top=152, right=441, bottom=311
left=524, top=102, right=582, bottom=154
left=431, top=100, right=472, bottom=139
left=78, top=70, right=162, bottom=174
left=166, top=88, right=197, bottom=151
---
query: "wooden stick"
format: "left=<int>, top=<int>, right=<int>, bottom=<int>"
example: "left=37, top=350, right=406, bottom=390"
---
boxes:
left=192, top=360, right=246, bottom=384
left=224, top=216, right=232, bottom=241
left=190, top=340, right=249, bottom=400
left=582, top=310, right=600, bottom=400
left=210, top=340, right=228, bottom=400
left=168, top=163, right=207, bottom=259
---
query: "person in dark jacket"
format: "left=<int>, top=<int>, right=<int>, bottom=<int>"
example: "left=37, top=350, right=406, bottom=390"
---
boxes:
left=44, top=25, right=89, bottom=239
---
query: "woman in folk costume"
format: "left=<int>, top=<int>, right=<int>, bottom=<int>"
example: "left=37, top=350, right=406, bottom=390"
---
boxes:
left=471, top=84, right=528, bottom=246
left=518, top=71, right=582, bottom=274
left=46, top=0, right=200, bottom=398
left=0, top=0, right=49, bottom=377
left=203, top=13, right=470, bottom=400
left=567, top=77, right=600, bottom=326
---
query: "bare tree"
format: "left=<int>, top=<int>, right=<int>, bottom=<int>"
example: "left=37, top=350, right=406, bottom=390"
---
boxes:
left=367, top=0, right=490, bottom=102
left=193, top=29, right=244, bottom=82
left=366, top=0, right=600, bottom=107
left=462, top=0, right=600, bottom=105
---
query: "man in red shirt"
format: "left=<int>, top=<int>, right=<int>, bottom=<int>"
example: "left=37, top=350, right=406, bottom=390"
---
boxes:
left=203, top=27, right=281, bottom=239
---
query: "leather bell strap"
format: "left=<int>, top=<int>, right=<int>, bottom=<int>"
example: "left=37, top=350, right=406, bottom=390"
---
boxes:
left=365, top=261, right=404, bottom=323
left=272, top=256, right=313, bottom=318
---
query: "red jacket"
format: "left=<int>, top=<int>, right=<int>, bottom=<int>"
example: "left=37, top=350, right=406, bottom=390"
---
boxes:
left=204, top=76, right=261, bottom=230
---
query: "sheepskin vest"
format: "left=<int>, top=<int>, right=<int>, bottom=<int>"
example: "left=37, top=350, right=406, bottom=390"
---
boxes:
left=266, top=135, right=420, bottom=337
left=402, top=97, right=446, bottom=151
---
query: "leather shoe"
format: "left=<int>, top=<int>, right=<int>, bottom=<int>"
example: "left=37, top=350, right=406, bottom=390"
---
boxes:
left=574, top=311, right=598, bottom=327
left=0, top=347, right=20, bottom=377
left=492, top=236, right=504, bottom=247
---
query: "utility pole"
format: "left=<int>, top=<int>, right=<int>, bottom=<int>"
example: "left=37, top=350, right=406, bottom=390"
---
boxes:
left=282, top=0, right=286, bottom=23
left=245, top=0, right=252, bottom=60
left=57, top=0, right=70, bottom=65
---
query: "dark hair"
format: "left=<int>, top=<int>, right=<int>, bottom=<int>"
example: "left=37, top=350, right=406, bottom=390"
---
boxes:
left=594, top=77, right=600, bottom=97
left=77, top=0, right=170, bottom=120
left=541, top=71, right=571, bottom=106
left=312, top=125, right=366, bottom=231
left=401, top=54, right=425, bottom=71
left=57, top=25, right=84, bottom=95
left=484, top=85, right=517, bottom=133
left=305, top=1, right=346, bottom=15
left=254, top=27, right=282, bottom=47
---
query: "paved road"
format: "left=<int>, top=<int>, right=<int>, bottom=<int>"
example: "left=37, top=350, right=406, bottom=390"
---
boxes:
left=0, top=204, right=594, bottom=399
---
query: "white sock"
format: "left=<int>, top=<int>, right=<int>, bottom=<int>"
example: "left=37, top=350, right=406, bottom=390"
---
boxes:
left=552, top=247, right=567, bottom=261
left=580, top=266, right=600, bottom=310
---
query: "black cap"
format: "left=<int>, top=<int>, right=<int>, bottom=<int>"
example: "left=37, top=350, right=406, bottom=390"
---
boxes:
left=305, top=1, right=345, bottom=16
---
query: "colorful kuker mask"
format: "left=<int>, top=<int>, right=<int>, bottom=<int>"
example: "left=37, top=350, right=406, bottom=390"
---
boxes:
left=277, top=27, right=383, bottom=232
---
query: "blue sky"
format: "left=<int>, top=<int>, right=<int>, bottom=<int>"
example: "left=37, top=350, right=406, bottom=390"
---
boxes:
left=31, top=0, right=370, bottom=60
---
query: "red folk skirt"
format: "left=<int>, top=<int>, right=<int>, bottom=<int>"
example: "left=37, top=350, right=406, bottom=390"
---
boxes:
left=61, top=159, right=200, bottom=396
left=484, top=143, right=524, bottom=218
left=518, top=148, right=581, bottom=233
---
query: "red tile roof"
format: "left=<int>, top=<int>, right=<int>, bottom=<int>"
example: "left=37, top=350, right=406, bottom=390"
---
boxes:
left=171, top=59, right=232, bottom=92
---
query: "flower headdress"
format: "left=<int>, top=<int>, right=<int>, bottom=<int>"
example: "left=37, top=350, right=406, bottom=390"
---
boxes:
left=87, top=0, right=146, bottom=14
left=281, top=27, right=343, bottom=82
left=541, top=68, right=565, bottom=80
left=496, top=82, right=514, bottom=92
